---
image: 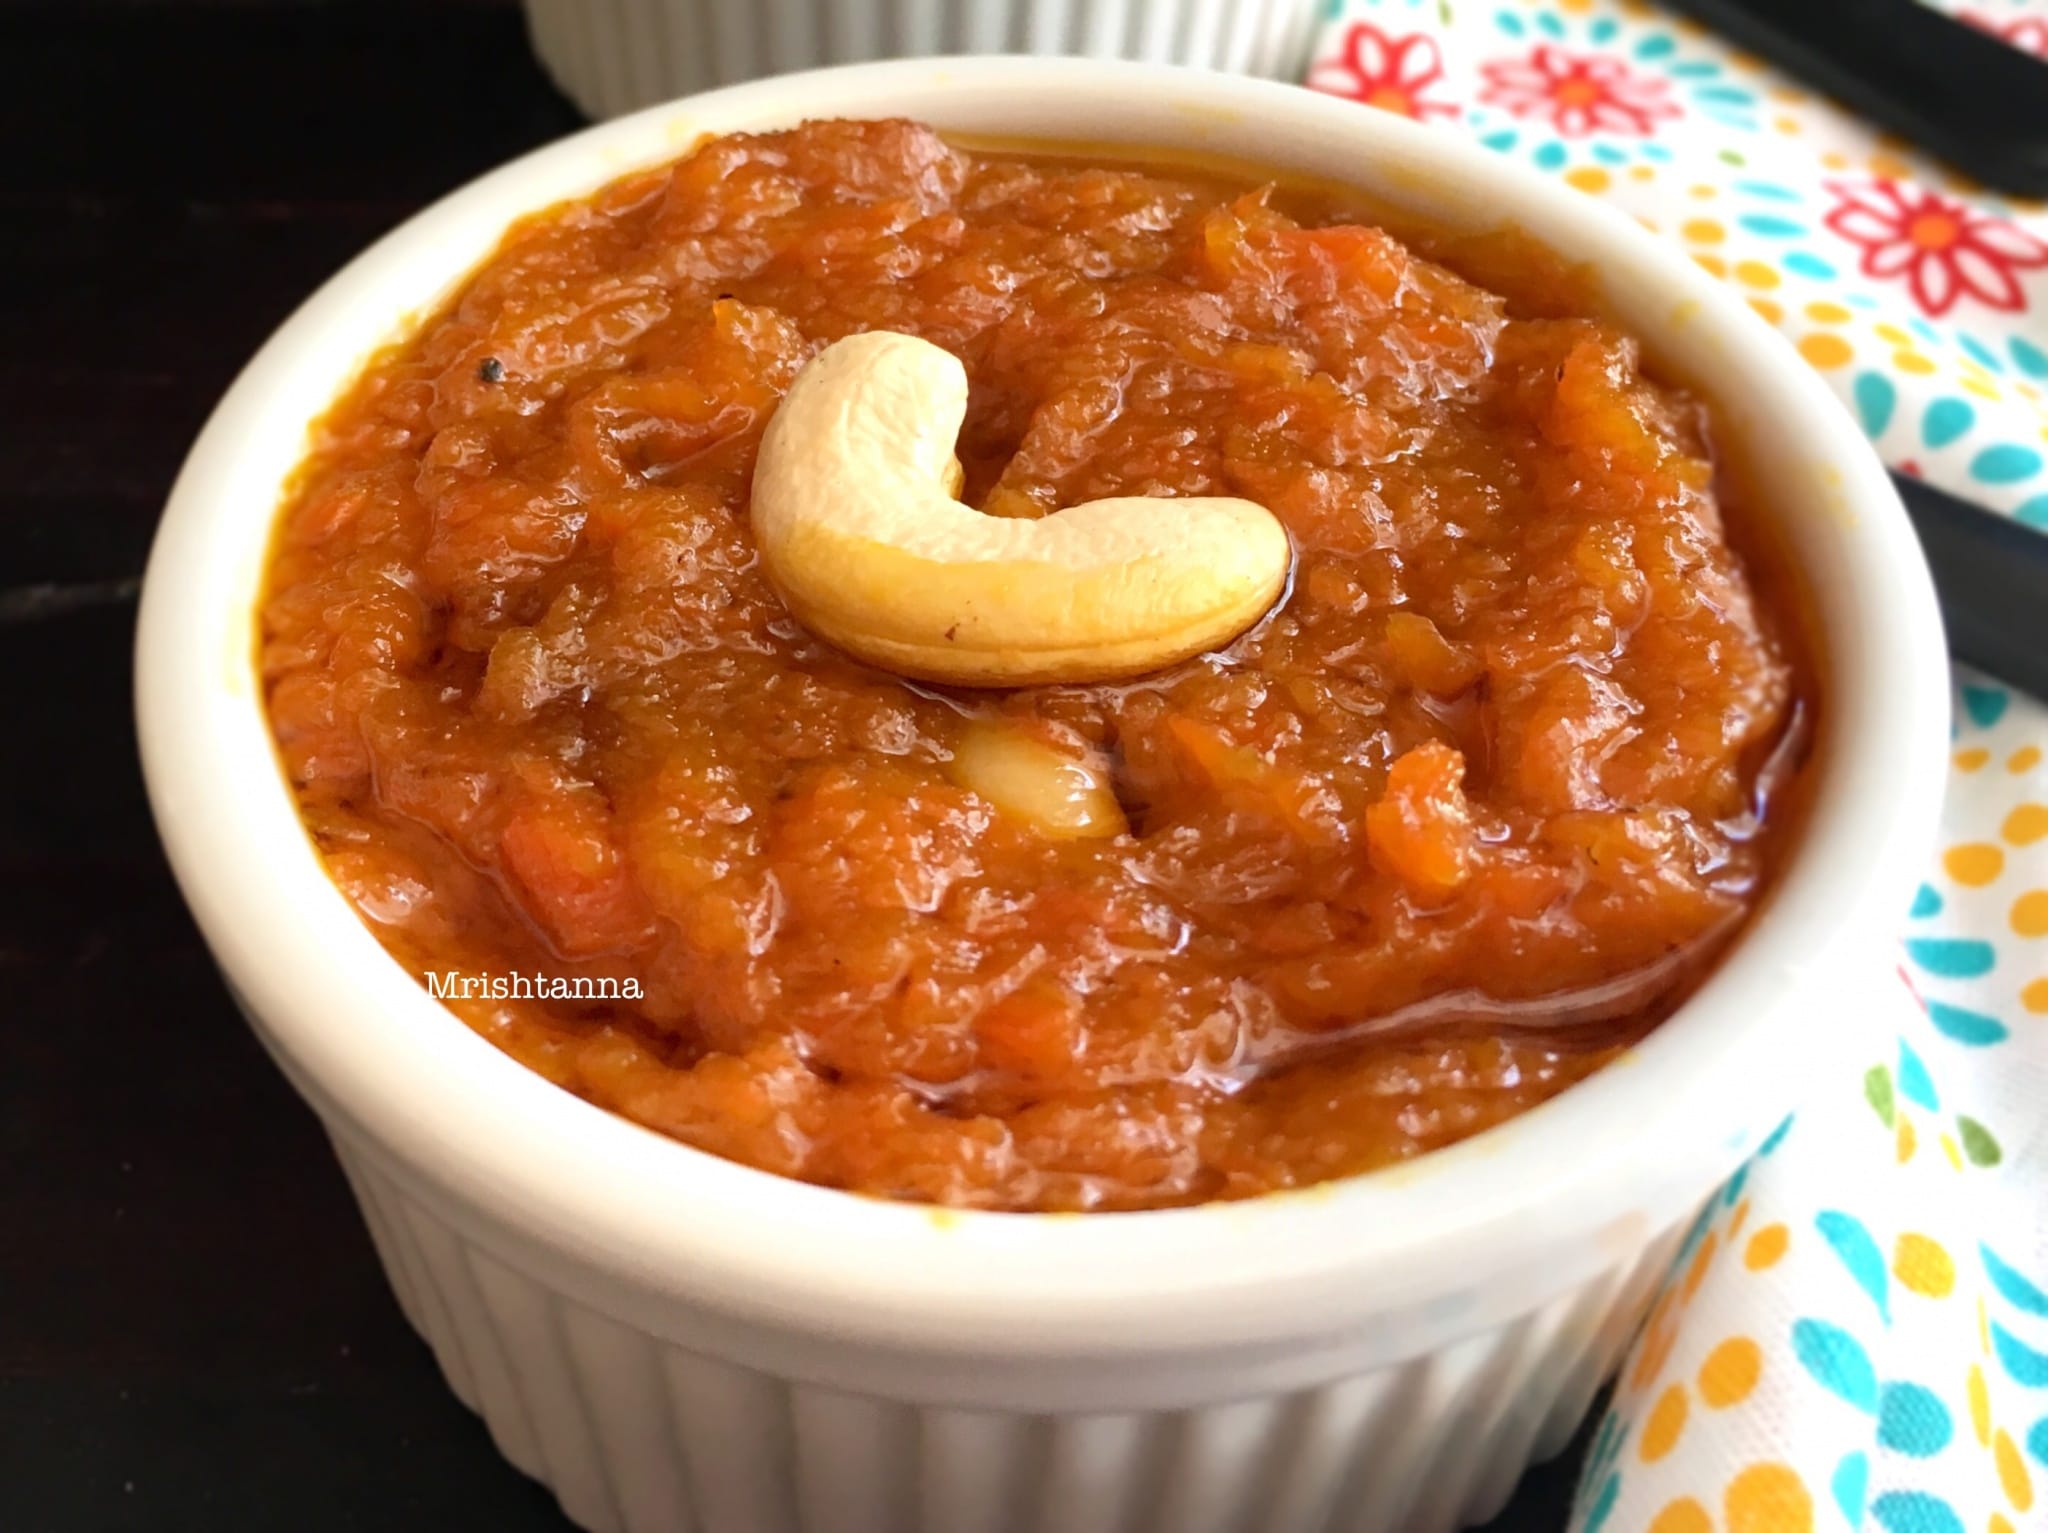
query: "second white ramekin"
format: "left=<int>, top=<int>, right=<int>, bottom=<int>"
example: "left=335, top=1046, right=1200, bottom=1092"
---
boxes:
left=523, top=0, right=1324, bottom=118
left=139, top=57, right=1949, bottom=1533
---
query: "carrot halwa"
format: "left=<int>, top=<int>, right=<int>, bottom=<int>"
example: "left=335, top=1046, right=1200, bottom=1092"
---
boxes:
left=262, top=120, right=1805, bottom=1211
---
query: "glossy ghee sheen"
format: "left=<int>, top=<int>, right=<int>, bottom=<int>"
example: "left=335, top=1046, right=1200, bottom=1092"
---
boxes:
left=261, top=120, right=1806, bottom=1211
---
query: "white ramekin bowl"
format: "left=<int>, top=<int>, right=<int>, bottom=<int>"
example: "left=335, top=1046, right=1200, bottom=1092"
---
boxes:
left=523, top=0, right=1323, bottom=118
left=137, top=57, right=1948, bottom=1533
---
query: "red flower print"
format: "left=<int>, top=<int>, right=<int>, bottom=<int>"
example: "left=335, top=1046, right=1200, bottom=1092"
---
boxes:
left=1476, top=45, right=1680, bottom=137
left=1823, top=178, right=2048, bottom=316
left=1959, top=9, right=2048, bottom=60
left=1306, top=22, right=1458, bottom=121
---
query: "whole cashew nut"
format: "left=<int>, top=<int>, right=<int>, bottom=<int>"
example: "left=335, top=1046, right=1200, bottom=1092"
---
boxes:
left=750, top=331, right=1292, bottom=687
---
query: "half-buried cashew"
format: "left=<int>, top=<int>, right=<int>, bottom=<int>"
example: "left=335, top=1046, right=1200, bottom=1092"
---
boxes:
left=750, top=330, right=1292, bottom=686
left=948, top=718, right=1127, bottom=840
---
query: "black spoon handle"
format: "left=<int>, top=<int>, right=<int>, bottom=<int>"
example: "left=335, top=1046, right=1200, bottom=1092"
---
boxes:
left=1662, top=0, right=2048, bottom=197
left=1892, top=472, right=2048, bottom=699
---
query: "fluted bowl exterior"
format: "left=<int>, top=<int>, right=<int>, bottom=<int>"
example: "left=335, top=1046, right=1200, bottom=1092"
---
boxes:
left=522, top=0, right=1323, bottom=118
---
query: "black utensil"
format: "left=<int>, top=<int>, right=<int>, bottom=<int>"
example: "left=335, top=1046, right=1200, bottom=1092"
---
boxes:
left=1892, top=471, right=2048, bottom=697
left=1662, top=0, right=2048, bottom=197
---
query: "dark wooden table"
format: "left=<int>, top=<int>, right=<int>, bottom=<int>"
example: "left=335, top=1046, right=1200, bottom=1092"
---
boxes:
left=0, top=3, right=1591, bottom=1526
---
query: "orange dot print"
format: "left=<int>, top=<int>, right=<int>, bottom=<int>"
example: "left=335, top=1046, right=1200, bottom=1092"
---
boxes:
left=1745, top=1223, right=1789, bottom=1270
left=2010, top=746, right=2042, bottom=773
left=1897, top=1114, right=1917, bottom=1163
left=1990, top=1515, right=2015, bottom=1533
left=2012, top=890, right=2048, bottom=937
left=1632, top=1314, right=1680, bottom=1391
left=1643, top=1285, right=1676, bottom=1338
left=1956, top=746, right=1991, bottom=771
left=1684, top=1231, right=1720, bottom=1299
left=1725, top=1461, right=1814, bottom=1533
left=2004, top=803, right=2048, bottom=845
left=1727, top=1197, right=1751, bottom=1240
left=1649, top=1497, right=1713, bottom=1533
left=1684, top=218, right=1726, bottom=244
left=1969, top=1363, right=1991, bottom=1445
left=1699, top=1335, right=1764, bottom=1407
left=2022, top=977, right=2048, bottom=1013
left=1944, top=842, right=2005, bottom=886
left=1565, top=166, right=1611, bottom=193
left=1797, top=333, right=1852, bottom=369
left=1641, top=1383, right=1690, bottom=1462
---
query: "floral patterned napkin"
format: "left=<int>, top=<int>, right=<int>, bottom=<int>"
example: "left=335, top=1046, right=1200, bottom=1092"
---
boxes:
left=1301, top=5, right=2048, bottom=1531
